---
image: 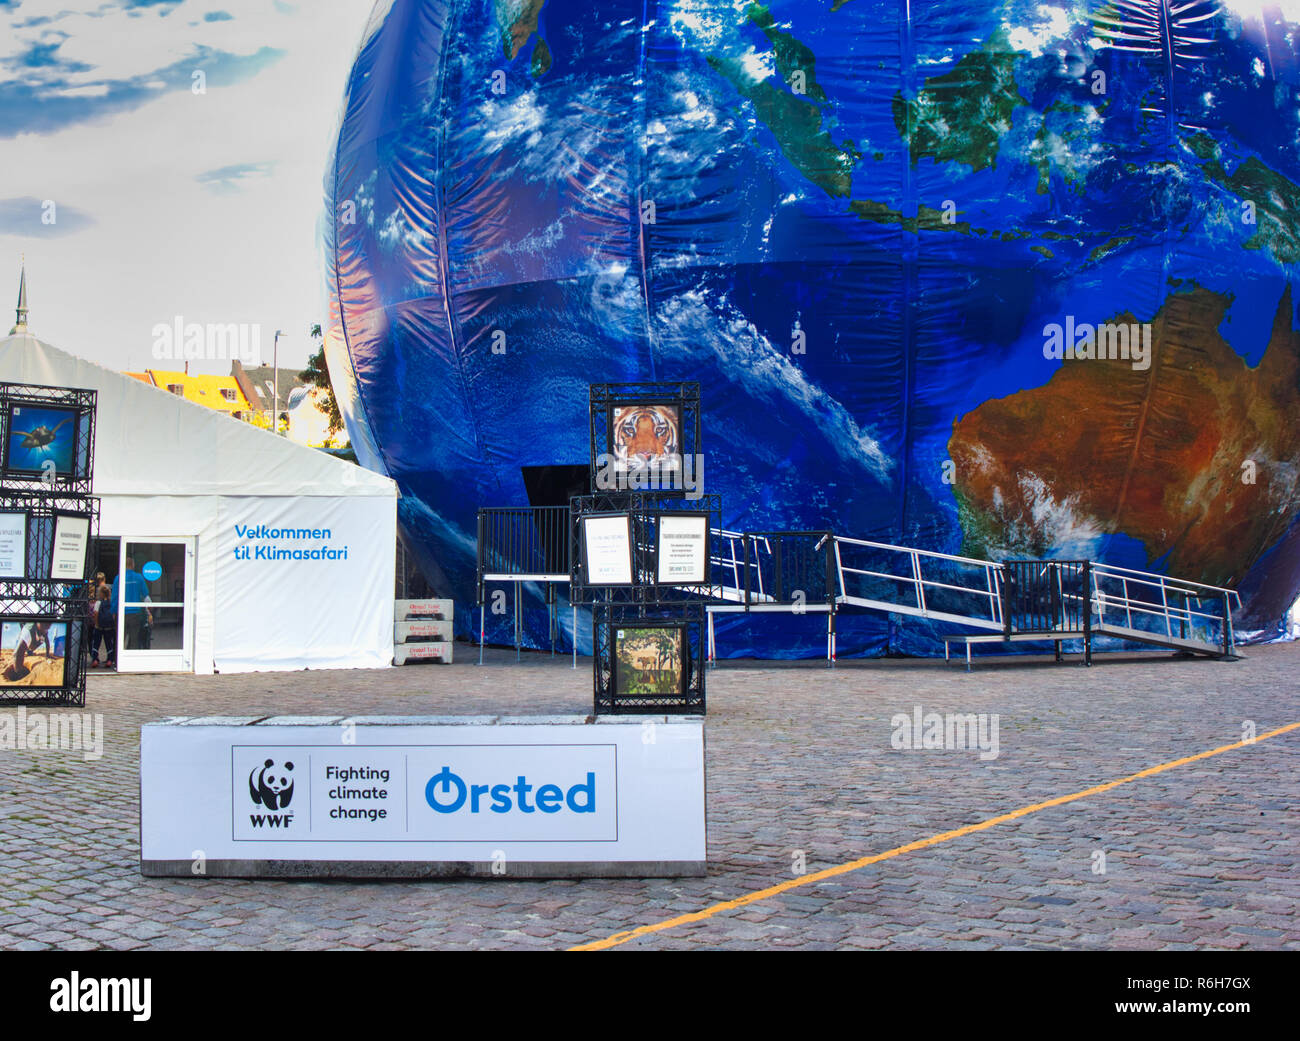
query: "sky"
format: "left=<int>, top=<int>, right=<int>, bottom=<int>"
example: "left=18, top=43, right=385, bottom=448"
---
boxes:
left=0, top=0, right=376, bottom=374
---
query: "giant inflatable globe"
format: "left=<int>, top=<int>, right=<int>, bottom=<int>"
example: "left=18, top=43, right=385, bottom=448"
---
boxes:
left=323, top=0, right=1300, bottom=656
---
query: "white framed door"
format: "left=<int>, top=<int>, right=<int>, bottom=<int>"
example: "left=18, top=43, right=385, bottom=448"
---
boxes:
left=116, top=538, right=194, bottom=672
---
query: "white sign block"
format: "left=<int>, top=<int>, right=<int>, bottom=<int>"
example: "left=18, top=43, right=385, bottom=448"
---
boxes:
left=396, top=598, right=453, bottom=619
left=395, top=617, right=453, bottom=643
left=0, top=512, right=27, bottom=578
left=656, top=513, right=709, bottom=584
left=50, top=512, right=91, bottom=581
left=140, top=716, right=706, bottom=877
left=394, top=641, right=452, bottom=664
left=581, top=513, right=633, bottom=585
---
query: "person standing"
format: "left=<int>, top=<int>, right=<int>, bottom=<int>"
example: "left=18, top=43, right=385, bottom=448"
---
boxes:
left=91, top=586, right=115, bottom=668
left=111, top=556, right=151, bottom=652
left=86, top=572, right=107, bottom=666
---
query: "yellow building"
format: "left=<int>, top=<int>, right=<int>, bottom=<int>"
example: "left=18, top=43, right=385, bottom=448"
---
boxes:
left=127, top=369, right=253, bottom=419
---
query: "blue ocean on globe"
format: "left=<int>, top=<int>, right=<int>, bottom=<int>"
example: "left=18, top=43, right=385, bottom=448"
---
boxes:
left=322, top=0, right=1300, bottom=657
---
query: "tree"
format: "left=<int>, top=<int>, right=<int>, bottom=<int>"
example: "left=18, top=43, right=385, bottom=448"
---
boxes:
left=299, top=323, right=345, bottom=437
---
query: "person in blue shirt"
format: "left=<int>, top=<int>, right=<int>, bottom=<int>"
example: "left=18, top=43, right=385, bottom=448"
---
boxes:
left=111, top=557, right=153, bottom=651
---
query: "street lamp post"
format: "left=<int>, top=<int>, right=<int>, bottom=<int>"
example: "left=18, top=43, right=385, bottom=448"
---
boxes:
left=272, top=329, right=283, bottom=435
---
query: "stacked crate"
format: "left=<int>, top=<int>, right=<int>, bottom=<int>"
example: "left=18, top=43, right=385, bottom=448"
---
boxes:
left=393, top=598, right=454, bottom=664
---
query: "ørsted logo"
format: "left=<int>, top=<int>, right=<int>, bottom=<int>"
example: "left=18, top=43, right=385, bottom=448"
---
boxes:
left=425, top=767, right=597, bottom=814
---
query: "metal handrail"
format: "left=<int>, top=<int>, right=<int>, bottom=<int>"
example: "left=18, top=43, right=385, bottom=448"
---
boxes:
left=836, top=565, right=1004, bottom=604
left=1094, top=595, right=1226, bottom=626
left=715, top=529, right=744, bottom=592
left=1089, top=561, right=1242, bottom=607
left=835, top=536, right=1005, bottom=570
left=834, top=539, right=1004, bottom=624
left=711, top=527, right=760, bottom=593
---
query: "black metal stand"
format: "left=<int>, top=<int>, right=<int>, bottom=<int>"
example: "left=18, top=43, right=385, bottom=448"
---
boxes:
left=472, top=383, right=719, bottom=711
left=0, top=382, right=100, bottom=707
left=572, top=490, right=719, bottom=715
left=587, top=382, right=701, bottom=495
left=593, top=602, right=706, bottom=714
left=578, top=384, right=715, bottom=715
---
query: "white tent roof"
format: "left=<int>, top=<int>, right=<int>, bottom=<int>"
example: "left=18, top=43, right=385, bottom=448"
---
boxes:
left=0, top=331, right=396, bottom=499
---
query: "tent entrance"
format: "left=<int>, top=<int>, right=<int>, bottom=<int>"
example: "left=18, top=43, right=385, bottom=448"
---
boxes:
left=116, top=537, right=194, bottom=673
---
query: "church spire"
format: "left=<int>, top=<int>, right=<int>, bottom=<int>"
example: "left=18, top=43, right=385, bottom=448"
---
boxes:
left=10, top=259, right=28, bottom=335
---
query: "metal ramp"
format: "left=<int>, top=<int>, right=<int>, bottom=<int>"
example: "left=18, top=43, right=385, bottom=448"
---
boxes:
left=834, top=537, right=1006, bottom=631
left=705, top=533, right=1011, bottom=663
left=1088, top=561, right=1239, bottom=659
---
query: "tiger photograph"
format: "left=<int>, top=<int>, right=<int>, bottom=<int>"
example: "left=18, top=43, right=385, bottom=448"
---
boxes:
left=609, top=404, right=682, bottom=473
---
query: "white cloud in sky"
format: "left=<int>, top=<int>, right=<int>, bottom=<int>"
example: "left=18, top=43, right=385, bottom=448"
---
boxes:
left=0, top=0, right=375, bottom=374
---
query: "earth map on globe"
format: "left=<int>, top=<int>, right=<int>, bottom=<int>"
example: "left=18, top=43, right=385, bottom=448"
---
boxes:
left=323, top=0, right=1300, bottom=656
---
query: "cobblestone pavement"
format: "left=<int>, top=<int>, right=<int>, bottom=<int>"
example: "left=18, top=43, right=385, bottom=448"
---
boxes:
left=1, top=641, right=1297, bottom=950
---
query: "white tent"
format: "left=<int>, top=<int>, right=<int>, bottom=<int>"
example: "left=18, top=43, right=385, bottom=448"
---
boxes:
left=0, top=330, right=398, bottom=673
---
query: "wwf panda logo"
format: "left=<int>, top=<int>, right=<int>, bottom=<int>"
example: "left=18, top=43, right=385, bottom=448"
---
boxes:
left=249, top=758, right=295, bottom=810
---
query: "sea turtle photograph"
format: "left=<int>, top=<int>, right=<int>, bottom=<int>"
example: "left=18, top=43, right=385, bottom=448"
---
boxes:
left=5, top=406, right=76, bottom=475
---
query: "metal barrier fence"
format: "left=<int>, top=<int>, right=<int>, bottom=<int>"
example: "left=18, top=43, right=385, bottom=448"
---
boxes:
left=740, top=531, right=835, bottom=606
left=475, top=506, right=572, bottom=665
left=1001, top=560, right=1089, bottom=635
left=476, top=506, right=570, bottom=584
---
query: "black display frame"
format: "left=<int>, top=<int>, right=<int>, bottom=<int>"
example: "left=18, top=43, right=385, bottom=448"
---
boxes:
left=570, top=491, right=722, bottom=604
left=589, top=383, right=701, bottom=495
left=593, top=602, right=706, bottom=714
left=0, top=614, right=73, bottom=696
left=0, top=382, right=97, bottom=492
left=0, top=507, right=30, bottom=580
left=610, top=621, right=689, bottom=699
left=0, top=490, right=99, bottom=707
left=0, top=382, right=100, bottom=707
left=578, top=510, right=636, bottom=588
left=653, top=510, right=711, bottom=587
left=49, top=509, right=93, bottom=584
left=2, top=399, right=83, bottom=481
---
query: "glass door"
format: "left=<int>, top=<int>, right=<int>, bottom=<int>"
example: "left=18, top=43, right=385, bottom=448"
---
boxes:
left=116, top=538, right=193, bottom=672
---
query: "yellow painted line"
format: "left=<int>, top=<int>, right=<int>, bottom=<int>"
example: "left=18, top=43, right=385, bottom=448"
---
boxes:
left=571, top=720, right=1300, bottom=951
